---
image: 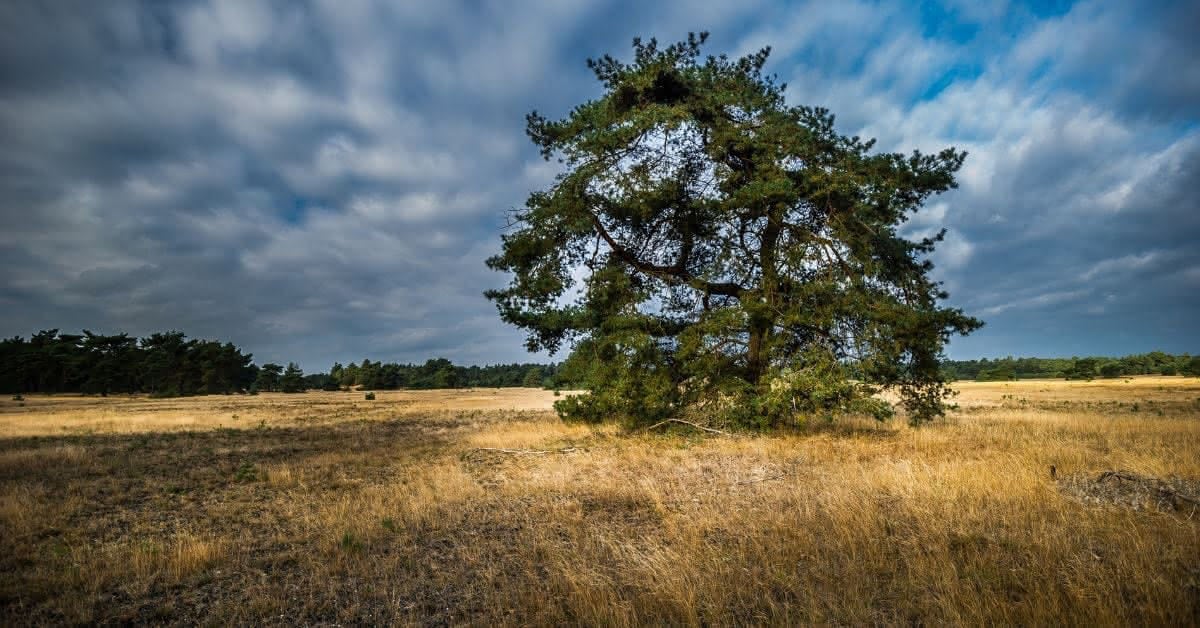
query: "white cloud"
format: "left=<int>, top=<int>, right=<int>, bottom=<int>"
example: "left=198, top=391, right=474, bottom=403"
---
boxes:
left=980, top=289, right=1090, bottom=316
left=1079, top=251, right=1161, bottom=282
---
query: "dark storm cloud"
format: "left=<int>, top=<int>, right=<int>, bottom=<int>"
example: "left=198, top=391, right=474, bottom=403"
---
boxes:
left=1007, top=0, right=1200, bottom=124
left=1, top=0, right=1196, bottom=368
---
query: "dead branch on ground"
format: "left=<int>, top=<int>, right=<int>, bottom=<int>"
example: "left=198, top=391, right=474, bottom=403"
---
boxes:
left=462, top=447, right=579, bottom=460
left=642, top=419, right=728, bottom=435
left=1097, top=469, right=1200, bottom=509
left=736, top=473, right=786, bottom=485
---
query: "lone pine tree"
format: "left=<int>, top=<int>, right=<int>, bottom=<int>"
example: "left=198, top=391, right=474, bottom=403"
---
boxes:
left=487, top=33, right=981, bottom=428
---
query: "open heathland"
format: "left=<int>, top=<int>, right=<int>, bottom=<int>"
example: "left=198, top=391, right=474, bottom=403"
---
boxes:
left=2, top=378, right=1199, bottom=625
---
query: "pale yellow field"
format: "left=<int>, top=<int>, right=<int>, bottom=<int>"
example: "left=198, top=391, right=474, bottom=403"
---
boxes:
left=2, top=378, right=1198, bottom=625
left=0, top=388, right=563, bottom=437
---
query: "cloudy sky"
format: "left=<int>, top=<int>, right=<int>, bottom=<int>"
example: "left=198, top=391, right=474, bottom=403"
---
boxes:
left=1, top=0, right=1197, bottom=370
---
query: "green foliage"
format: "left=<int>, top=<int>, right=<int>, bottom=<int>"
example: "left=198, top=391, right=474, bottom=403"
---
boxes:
left=331, top=357, right=575, bottom=390
left=1186, top=356, right=1200, bottom=376
left=1098, top=362, right=1124, bottom=378
left=0, top=329, right=255, bottom=396
left=340, top=532, right=364, bottom=554
left=255, top=363, right=283, bottom=393
left=975, top=367, right=1016, bottom=382
left=432, top=362, right=459, bottom=389
left=487, top=33, right=980, bottom=428
left=1067, top=358, right=1099, bottom=381
left=0, top=327, right=583, bottom=396
left=726, top=349, right=895, bottom=428
left=233, top=461, right=259, bottom=483
left=942, top=351, right=1196, bottom=381
left=279, top=363, right=305, bottom=393
left=553, top=336, right=682, bottom=428
left=316, top=372, right=341, bottom=391
left=522, top=366, right=545, bottom=388
left=364, top=392, right=376, bottom=400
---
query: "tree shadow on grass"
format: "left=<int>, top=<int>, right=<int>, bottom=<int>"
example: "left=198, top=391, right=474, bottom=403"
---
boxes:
left=0, top=417, right=456, bottom=477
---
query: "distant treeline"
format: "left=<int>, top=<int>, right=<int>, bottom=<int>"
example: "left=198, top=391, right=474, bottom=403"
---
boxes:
left=1, top=330, right=256, bottom=396
left=327, top=359, right=568, bottom=391
left=942, top=352, right=1200, bottom=382
left=4, top=330, right=1196, bottom=395
left=0, top=329, right=570, bottom=396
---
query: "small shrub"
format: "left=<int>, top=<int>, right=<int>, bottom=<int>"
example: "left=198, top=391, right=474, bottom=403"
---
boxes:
left=1098, top=362, right=1123, bottom=378
left=340, top=532, right=364, bottom=553
left=11, top=394, right=23, bottom=401
left=381, top=518, right=398, bottom=533
left=364, top=392, right=376, bottom=400
left=234, top=462, right=258, bottom=483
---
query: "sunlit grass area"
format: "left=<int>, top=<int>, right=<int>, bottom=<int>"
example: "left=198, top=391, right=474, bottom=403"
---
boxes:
left=2, top=378, right=1198, bottom=624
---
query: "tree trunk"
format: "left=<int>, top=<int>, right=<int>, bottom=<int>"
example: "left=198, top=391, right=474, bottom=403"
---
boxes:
left=747, top=325, right=766, bottom=384
left=747, top=207, right=784, bottom=385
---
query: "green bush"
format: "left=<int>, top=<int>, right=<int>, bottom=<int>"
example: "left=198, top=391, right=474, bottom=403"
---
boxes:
left=976, top=367, right=1016, bottom=382
left=1185, top=357, right=1200, bottom=376
left=1099, top=362, right=1124, bottom=378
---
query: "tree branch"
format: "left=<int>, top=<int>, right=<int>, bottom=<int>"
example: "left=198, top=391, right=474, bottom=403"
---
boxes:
left=642, top=418, right=728, bottom=435
left=586, top=208, right=746, bottom=298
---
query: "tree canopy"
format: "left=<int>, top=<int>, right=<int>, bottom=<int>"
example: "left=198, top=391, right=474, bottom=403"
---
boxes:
left=0, top=329, right=256, bottom=396
left=487, top=33, right=982, bottom=427
left=0, top=329, right=576, bottom=396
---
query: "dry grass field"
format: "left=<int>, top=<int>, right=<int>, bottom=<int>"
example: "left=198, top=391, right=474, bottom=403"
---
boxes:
left=2, top=378, right=1199, bottom=625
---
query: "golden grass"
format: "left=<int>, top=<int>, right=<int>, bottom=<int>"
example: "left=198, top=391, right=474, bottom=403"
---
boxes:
left=1, top=378, right=1198, bottom=624
left=0, top=388, right=562, bottom=437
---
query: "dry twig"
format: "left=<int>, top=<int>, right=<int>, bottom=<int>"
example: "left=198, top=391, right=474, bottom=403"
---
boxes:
left=462, top=447, right=578, bottom=460
left=642, top=419, right=728, bottom=435
left=736, top=473, right=786, bottom=485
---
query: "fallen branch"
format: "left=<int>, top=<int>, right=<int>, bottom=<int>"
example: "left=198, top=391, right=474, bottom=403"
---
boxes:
left=1097, top=470, right=1200, bottom=508
left=736, top=473, right=786, bottom=485
left=643, top=419, right=728, bottom=435
left=463, top=446, right=578, bottom=460
left=1097, top=470, right=1146, bottom=483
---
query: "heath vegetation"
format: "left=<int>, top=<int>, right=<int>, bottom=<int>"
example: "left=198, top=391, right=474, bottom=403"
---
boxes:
left=1, top=378, right=1198, bottom=625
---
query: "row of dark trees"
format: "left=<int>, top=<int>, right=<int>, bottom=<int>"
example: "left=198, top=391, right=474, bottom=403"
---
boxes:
left=252, top=362, right=309, bottom=393
left=0, top=329, right=572, bottom=396
left=4, top=330, right=1194, bottom=396
left=941, top=352, right=1200, bottom=382
left=329, top=359, right=569, bottom=391
left=0, top=330, right=256, bottom=396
